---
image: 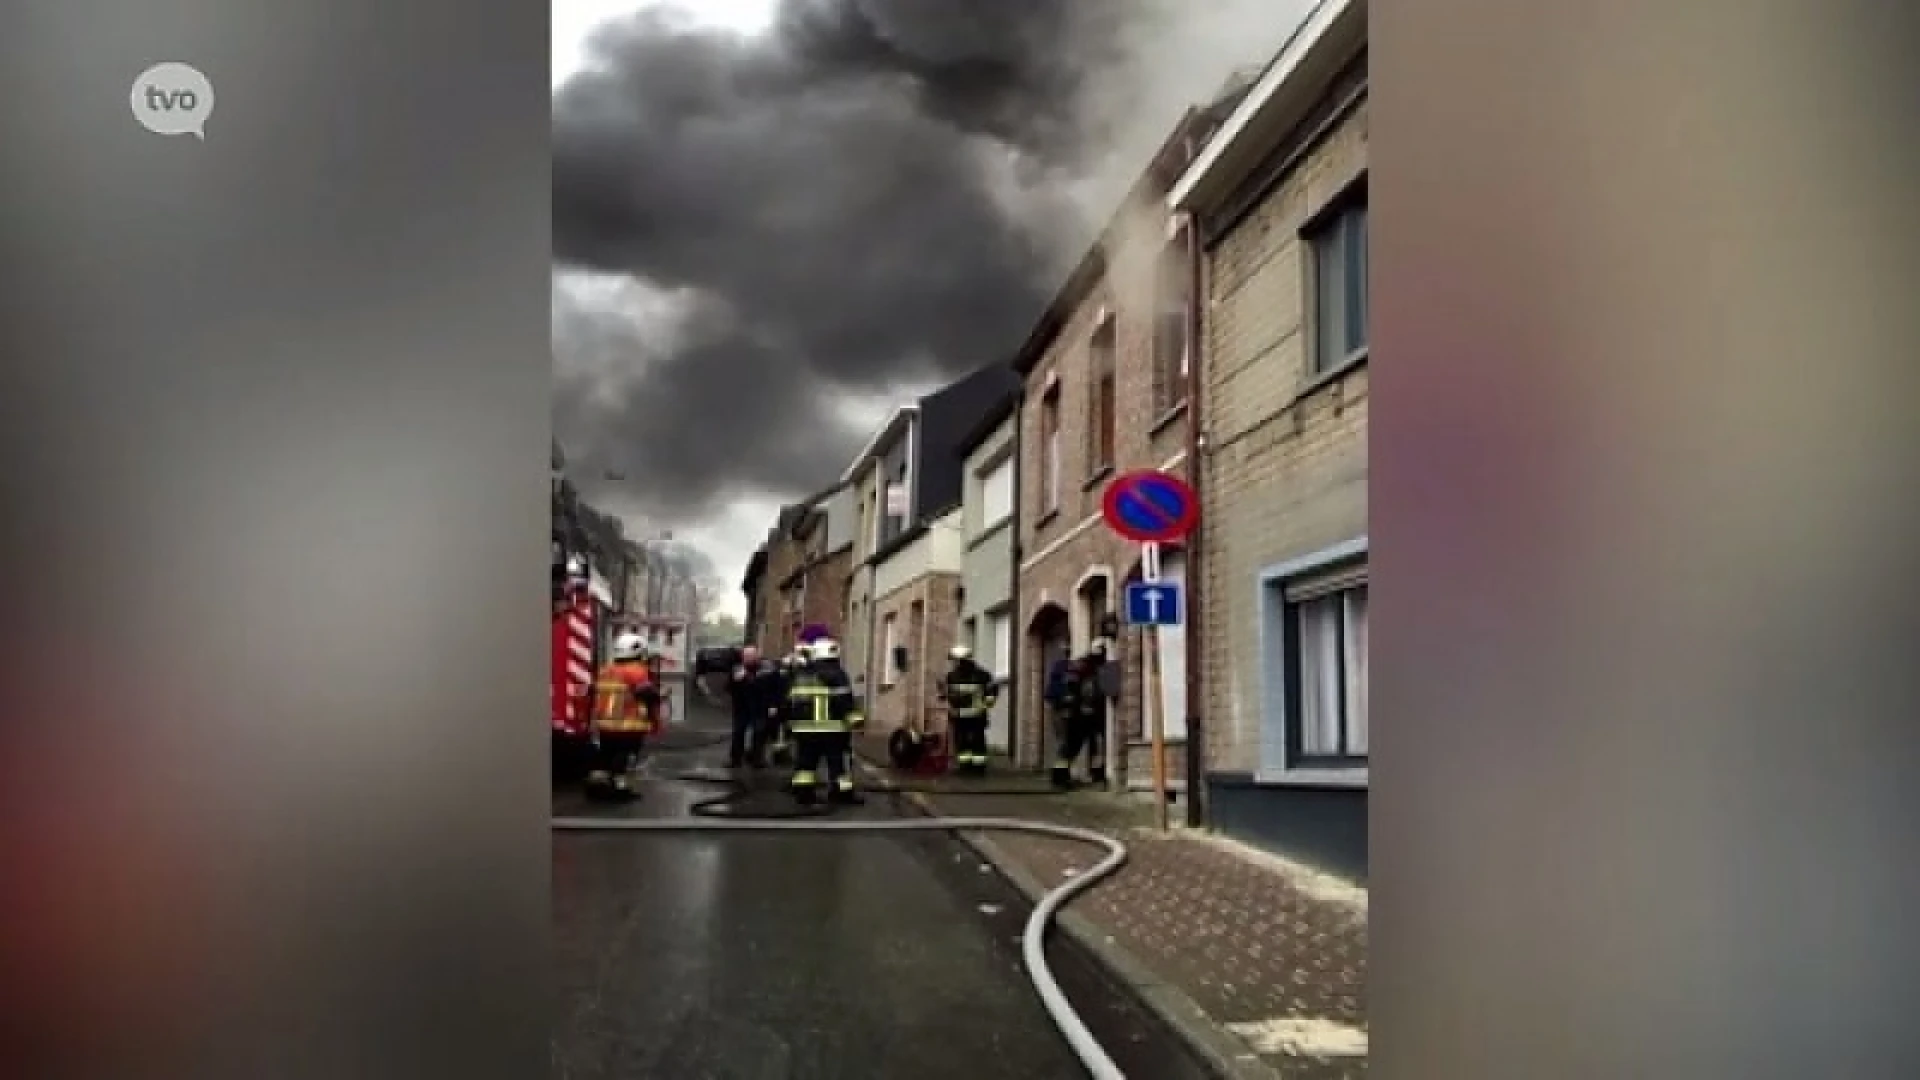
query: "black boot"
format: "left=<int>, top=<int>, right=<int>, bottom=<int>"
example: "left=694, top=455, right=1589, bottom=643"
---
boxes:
left=1087, top=769, right=1108, bottom=788
left=829, top=784, right=864, bottom=806
left=1050, top=766, right=1071, bottom=789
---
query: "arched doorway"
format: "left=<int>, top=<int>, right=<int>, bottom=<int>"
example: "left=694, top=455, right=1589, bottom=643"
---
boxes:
left=1074, top=570, right=1114, bottom=654
left=1024, top=602, right=1071, bottom=767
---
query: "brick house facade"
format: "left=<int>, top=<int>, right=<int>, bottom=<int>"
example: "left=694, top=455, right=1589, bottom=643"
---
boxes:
left=779, top=505, right=852, bottom=648
left=750, top=508, right=807, bottom=659
left=1170, top=0, right=1369, bottom=879
left=1010, top=103, right=1240, bottom=784
left=864, top=521, right=963, bottom=738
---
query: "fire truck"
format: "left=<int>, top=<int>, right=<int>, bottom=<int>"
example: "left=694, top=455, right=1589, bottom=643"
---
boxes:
left=551, top=555, right=599, bottom=777
left=552, top=552, right=693, bottom=775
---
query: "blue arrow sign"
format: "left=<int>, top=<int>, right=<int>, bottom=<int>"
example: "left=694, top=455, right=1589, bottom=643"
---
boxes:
left=1124, top=580, right=1183, bottom=626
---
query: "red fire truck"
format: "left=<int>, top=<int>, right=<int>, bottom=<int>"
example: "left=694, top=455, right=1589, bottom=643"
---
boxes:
left=551, top=572, right=596, bottom=778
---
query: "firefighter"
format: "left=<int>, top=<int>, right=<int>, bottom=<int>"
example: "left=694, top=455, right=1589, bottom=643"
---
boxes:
left=1051, top=644, right=1111, bottom=789
left=944, top=644, right=998, bottom=774
left=586, top=631, right=660, bottom=798
left=766, top=647, right=809, bottom=765
left=726, top=644, right=785, bottom=769
left=784, top=637, right=864, bottom=805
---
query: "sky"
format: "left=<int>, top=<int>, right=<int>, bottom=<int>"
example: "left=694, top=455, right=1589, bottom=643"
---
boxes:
left=550, top=0, right=1301, bottom=625
left=553, top=0, right=785, bottom=621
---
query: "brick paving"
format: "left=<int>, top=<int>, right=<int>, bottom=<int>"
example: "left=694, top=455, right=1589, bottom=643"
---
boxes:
left=854, top=744, right=1368, bottom=1078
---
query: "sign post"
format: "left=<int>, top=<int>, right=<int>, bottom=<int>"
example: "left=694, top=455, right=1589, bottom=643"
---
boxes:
left=1101, top=470, right=1200, bottom=830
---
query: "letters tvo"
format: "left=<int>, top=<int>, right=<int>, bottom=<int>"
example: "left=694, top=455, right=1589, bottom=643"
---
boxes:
left=144, top=85, right=199, bottom=111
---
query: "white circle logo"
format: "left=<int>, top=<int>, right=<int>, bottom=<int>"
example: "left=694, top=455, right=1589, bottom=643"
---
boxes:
left=130, top=62, right=215, bottom=139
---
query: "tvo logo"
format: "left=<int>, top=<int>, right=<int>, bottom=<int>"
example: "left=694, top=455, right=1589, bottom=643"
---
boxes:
left=130, top=62, right=214, bottom=139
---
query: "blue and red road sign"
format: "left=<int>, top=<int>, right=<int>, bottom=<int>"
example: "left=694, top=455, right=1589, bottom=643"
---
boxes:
left=1101, top=469, right=1199, bottom=544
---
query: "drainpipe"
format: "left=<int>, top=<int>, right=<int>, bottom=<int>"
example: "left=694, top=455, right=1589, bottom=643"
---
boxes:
left=1181, top=209, right=1209, bottom=830
left=864, top=468, right=881, bottom=702
left=1006, top=389, right=1026, bottom=764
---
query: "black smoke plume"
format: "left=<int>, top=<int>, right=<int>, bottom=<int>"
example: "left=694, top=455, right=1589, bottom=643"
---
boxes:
left=552, top=0, right=1285, bottom=551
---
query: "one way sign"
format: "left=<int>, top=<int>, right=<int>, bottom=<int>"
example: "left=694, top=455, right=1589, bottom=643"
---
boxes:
left=1124, top=580, right=1183, bottom=626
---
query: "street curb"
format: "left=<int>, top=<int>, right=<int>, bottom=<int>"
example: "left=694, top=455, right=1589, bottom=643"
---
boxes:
left=854, top=757, right=1282, bottom=1080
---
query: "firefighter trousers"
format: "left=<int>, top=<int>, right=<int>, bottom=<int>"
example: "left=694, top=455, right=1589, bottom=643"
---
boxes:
left=791, top=730, right=856, bottom=799
left=951, top=715, right=990, bottom=771
left=1051, top=712, right=1106, bottom=786
left=590, top=731, right=646, bottom=785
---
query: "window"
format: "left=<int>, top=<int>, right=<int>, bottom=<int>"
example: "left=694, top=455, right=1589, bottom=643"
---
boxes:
left=1290, top=579, right=1367, bottom=761
left=979, top=453, right=1014, bottom=529
left=986, top=609, right=1012, bottom=679
left=1038, top=386, right=1062, bottom=513
left=1307, top=193, right=1368, bottom=373
left=907, top=600, right=925, bottom=675
left=880, top=612, right=898, bottom=687
left=1088, top=315, right=1116, bottom=473
left=1152, top=224, right=1192, bottom=411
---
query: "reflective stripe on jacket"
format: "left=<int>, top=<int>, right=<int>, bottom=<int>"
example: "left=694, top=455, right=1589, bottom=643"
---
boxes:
left=786, top=670, right=861, bottom=733
left=591, top=661, right=656, bottom=733
left=944, top=668, right=996, bottom=719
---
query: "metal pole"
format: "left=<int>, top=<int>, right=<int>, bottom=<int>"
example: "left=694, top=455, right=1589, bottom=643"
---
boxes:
left=1147, top=627, right=1168, bottom=829
left=1142, top=542, right=1169, bottom=829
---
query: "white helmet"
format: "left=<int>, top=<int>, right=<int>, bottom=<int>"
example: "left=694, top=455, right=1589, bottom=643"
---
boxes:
left=949, top=644, right=972, bottom=661
left=612, top=632, right=646, bottom=661
left=806, top=637, right=841, bottom=662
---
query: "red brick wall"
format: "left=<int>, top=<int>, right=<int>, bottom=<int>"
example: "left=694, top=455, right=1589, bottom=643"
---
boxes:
left=1012, top=182, right=1196, bottom=778
left=800, top=547, right=852, bottom=641
left=755, top=533, right=805, bottom=658
left=866, top=572, right=961, bottom=738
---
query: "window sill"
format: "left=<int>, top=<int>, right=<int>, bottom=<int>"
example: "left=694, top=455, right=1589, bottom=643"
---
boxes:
left=1254, top=765, right=1368, bottom=789
left=1036, top=508, right=1060, bottom=531
left=1148, top=399, right=1189, bottom=439
left=1297, top=347, right=1368, bottom=405
left=966, top=516, right=1012, bottom=551
left=1080, top=465, right=1114, bottom=492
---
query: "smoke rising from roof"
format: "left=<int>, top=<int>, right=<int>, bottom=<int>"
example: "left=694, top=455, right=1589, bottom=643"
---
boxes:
left=552, top=0, right=1299, bottom=563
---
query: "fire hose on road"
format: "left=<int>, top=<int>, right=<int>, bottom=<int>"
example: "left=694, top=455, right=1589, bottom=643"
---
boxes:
left=553, top=728, right=1135, bottom=1080
left=552, top=813, right=1130, bottom=1080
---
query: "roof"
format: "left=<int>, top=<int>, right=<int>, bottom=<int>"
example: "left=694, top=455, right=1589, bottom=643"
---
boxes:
left=955, top=388, right=1020, bottom=458
left=838, top=403, right=919, bottom=486
left=1167, top=0, right=1365, bottom=212
left=739, top=545, right=768, bottom=593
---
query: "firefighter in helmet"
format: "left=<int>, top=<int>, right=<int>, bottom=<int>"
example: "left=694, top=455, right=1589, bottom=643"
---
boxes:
left=943, top=644, right=998, bottom=774
left=1051, top=640, right=1113, bottom=789
left=586, top=630, right=659, bottom=798
left=765, top=646, right=809, bottom=765
left=784, top=637, right=864, bottom=805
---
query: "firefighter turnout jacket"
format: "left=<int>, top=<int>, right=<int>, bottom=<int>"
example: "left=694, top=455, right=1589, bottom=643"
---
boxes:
left=591, top=660, right=659, bottom=734
left=784, top=663, right=864, bottom=734
left=944, top=662, right=997, bottom=721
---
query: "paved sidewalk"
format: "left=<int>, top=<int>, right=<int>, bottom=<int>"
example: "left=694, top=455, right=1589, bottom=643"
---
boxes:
left=853, top=741, right=1367, bottom=1079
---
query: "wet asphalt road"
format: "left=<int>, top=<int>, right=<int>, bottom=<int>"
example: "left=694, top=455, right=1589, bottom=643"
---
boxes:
left=552, top=698, right=1216, bottom=1080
